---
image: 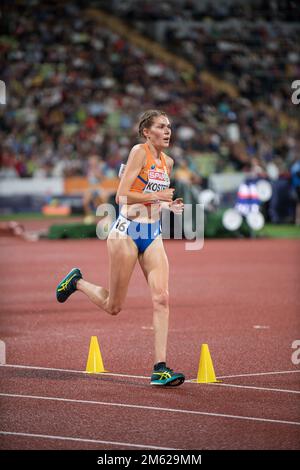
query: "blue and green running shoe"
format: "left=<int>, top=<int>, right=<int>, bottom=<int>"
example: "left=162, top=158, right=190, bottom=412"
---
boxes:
left=150, top=364, right=185, bottom=387
left=56, top=268, right=82, bottom=303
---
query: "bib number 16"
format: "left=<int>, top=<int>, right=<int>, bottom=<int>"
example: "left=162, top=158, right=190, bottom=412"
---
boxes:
left=115, top=218, right=129, bottom=233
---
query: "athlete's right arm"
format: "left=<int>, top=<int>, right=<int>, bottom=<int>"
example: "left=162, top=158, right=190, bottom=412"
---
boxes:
left=116, top=145, right=174, bottom=205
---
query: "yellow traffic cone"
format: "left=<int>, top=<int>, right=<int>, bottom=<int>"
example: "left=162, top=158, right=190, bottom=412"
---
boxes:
left=196, top=344, right=220, bottom=383
left=85, top=336, right=108, bottom=373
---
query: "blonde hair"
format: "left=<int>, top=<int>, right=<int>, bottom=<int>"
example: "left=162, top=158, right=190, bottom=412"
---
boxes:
left=138, top=109, right=167, bottom=138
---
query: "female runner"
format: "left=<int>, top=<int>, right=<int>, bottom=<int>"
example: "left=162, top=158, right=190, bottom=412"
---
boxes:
left=56, top=109, right=185, bottom=386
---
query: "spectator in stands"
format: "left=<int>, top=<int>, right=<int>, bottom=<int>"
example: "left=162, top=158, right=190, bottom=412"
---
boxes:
left=173, top=157, right=202, bottom=187
left=269, top=168, right=295, bottom=224
left=83, top=155, right=112, bottom=220
left=290, top=159, right=300, bottom=225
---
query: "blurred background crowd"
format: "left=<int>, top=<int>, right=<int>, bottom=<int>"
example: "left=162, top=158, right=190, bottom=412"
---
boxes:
left=1, top=0, right=299, bottom=225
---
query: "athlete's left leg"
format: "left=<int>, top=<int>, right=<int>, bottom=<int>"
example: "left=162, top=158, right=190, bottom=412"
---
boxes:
left=138, top=236, right=169, bottom=364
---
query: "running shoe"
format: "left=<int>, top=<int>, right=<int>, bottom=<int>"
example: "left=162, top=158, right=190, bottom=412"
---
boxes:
left=56, top=268, right=82, bottom=303
left=150, top=365, right=185, bottom=387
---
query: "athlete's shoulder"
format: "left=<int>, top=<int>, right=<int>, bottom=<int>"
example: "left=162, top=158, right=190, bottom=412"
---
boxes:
left=127, top=144, right=147, bottom=168
left=130, top=143, right=146, bottom=155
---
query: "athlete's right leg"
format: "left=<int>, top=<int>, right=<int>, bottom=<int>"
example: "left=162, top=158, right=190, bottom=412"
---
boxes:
left=76, top=234, right=138, bottom=315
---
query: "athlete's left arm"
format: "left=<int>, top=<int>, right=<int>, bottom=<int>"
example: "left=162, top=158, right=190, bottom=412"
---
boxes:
left=160, top=156, right=184, bottom=213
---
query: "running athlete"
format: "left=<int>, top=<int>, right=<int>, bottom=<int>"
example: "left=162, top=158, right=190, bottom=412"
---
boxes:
left=56, top=110, right=185, bottom=386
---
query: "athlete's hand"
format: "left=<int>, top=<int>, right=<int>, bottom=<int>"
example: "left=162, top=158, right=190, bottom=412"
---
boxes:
left=155, top=188, right=175, bottom=202
left=169, top=198, right=184, bottom=214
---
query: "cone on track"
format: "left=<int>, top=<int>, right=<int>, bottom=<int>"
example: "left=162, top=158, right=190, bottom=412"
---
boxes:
left=85, top=336, right=108, bottom=373
left=196, top=344, right=220, bottom=383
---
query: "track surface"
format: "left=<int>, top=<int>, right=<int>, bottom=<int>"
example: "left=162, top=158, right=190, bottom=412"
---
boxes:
left=0, top=237, right=299, bottom=449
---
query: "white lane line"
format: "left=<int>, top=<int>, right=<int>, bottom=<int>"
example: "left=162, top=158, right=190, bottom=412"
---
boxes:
left=193, top=382, right=300, bottom=394
left=218, top=370, right=300, bottom=379
left=1, top=392, right=299, bottom=427
left=0, top=431, right=177, bottom=450
left=0, top=364, right=149, bottom=380
left=2, top=364, right=299, bottom=382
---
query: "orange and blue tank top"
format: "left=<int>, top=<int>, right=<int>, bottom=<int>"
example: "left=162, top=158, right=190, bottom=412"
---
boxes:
left=130, top=143, right=170, bottom=196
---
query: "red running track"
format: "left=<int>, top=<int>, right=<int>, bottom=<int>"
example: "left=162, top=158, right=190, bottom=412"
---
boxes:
left=0, top=236, right=299, bottom=449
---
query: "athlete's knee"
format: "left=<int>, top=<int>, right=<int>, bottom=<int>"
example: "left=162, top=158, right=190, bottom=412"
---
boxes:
left=152, top=289, right=169, bottom=309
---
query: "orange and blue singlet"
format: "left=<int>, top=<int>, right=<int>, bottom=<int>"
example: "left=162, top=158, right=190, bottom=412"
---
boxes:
left=111, top=144, right=170, bottom=253
left=130, top=143, right=170, bottom=197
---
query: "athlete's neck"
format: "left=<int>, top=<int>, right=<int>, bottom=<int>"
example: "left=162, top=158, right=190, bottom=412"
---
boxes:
left=146, top=141, right=162, bottom=161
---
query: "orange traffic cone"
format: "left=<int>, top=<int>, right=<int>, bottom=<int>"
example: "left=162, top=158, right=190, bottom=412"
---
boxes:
left=196, top=344, right=220, bottom=383
left=85, top=336, right=108, bottom=373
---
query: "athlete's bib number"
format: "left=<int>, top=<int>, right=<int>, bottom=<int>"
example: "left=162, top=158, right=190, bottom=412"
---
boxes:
left=114, top=217, right=130, bottom=234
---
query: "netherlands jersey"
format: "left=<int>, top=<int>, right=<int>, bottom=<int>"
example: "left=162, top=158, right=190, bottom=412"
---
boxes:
left=130, top=143, right=170, bottom=198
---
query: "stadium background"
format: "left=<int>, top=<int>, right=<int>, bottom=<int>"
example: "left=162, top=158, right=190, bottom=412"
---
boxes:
left=0, top=0, right=299, bottom=453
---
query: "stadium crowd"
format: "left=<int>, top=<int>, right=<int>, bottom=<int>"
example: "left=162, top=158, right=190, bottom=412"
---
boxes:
left=102, top=0, right=299, bottom=116
left=0, top=0, right=299, bottom=223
